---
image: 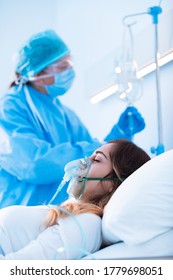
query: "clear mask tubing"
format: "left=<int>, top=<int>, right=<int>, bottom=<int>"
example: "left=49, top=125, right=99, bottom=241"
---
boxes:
left=49, top=205, right=95, bottom=260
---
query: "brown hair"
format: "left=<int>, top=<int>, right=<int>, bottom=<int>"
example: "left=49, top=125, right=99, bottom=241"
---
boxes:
left=45, top=201, right=103, bottom=227
left=46, top=139, right=150, bottom=226
left=9, top=72, right=29, bottom=88
left=9, top=70, right=46, bottom=88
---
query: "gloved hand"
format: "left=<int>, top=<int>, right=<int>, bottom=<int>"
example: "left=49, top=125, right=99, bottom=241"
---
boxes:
left=104, top=106, right=145, bottom=142
left=117, top=106, right=145, bottom=136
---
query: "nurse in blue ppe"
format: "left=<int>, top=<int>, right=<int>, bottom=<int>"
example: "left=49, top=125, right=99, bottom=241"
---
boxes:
left=0, top=29, right=145, bottom=208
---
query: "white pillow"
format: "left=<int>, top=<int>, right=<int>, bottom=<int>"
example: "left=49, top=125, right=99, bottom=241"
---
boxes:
left=102, top=149, right=173, bottom=245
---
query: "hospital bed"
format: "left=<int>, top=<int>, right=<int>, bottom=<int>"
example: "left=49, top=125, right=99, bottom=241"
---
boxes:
left=84, top=149, right=173, bottom=260
left=84, top=229, right=173, bottom=259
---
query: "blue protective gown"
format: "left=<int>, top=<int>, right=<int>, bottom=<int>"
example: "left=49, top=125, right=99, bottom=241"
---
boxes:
left=0, top=85, right=102, bottom=207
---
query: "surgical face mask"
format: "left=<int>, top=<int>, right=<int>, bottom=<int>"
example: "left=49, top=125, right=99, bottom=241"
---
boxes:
left=45, top=67, right=75, bottom=98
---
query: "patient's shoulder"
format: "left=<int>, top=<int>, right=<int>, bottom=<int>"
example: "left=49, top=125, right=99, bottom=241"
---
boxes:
left=0, top=205, right=49, bottom=227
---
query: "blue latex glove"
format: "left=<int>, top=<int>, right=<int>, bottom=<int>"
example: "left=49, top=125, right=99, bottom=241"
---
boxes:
left=104, top=106, right=145, bottom=142
left=117, top=106, right=145, bottom=136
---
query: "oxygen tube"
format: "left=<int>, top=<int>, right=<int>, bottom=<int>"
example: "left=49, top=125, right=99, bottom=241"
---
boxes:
left=53, top=205, right=96, bottom=260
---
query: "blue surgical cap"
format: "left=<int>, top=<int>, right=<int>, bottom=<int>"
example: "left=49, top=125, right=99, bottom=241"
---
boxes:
left=14, top=29, right=70, bottom=78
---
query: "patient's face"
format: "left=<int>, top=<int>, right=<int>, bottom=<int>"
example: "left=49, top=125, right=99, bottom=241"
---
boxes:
left=82, top=143, right=115, bottom=200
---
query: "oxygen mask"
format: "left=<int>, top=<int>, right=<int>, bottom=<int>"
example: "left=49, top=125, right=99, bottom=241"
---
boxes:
left=66, top=158, right=91, bottom=199
left=49, top=158, right=91, bottom=204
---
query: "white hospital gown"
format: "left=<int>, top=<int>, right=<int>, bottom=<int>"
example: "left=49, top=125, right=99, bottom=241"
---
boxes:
left=0, top=205, right=102, bottom=260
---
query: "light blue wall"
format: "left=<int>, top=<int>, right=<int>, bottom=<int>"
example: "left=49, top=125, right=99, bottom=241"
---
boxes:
left=0, top=0, right=57, bottom=92
left=0, top=0, right=173, bottom=156
left=56, top=0, right=173, bottom=156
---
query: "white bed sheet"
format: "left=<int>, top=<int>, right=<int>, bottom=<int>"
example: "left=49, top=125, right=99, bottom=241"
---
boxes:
left=83, top=228, right=173, bottom=259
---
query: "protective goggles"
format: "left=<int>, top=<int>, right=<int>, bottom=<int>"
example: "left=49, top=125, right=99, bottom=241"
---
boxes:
left=44, top=55, right=73, bottom=74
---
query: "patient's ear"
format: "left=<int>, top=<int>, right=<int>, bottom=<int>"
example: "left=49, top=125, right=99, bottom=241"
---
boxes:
left=108, top=185, right=114, bottom=193
left=108, top=183, right=114, bottom=193
left=103, top=179, right=114, bottom=194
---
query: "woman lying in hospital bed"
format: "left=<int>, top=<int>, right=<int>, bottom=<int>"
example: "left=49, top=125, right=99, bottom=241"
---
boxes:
left=86, top=146, right=173, bottom=260
left=0, top=139, right=150, bottom=260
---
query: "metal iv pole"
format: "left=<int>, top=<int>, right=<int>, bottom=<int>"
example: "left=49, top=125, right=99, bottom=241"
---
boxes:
left=148, top=6, right=165, bottom=155
left=123, top=6, right=165, bottom=156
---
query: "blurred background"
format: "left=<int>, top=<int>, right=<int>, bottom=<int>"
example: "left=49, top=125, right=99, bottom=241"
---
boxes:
left=0, top=0, right=173, bottom=156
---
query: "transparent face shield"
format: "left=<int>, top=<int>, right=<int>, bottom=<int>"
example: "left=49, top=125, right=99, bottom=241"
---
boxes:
left=44, top=55, right=73, bottom=74
left=15, top=56, right=74, bottom=84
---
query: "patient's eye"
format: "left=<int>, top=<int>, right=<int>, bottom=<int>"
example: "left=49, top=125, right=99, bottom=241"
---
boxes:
left=93, top=158, right=100, bottom=162
left=93, top=154, right=103, bottom=162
